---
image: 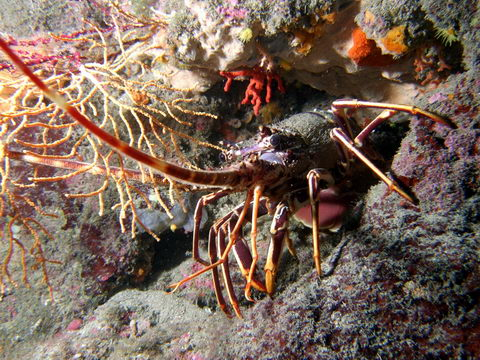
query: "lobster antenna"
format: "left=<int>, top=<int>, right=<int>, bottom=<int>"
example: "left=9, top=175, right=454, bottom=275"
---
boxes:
left=0, top=37, right=240, bottom=188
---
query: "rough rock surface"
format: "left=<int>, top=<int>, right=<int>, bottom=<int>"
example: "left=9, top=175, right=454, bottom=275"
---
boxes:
left=0, top=0, right=478, bottom=359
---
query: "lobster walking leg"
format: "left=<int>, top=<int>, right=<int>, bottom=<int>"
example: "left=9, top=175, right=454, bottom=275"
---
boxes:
left=207, top=226, right=233, bottom=317
left=217, top=227, right=248, bottom=318
left=212, top=199, right=269, bottom=316
left=168, top=189, right=254, bottom=293
left=203, top=205, right=254, bottom=318
left=244, top=184, right=263, bottom=301
left=307, top=169, right=335, bottom=275
left=329, top=99, right=454, bottom=202
left=193, top=190, right=230, bottom=266
left=331, top=128, right=414, bottom=202
left=264, top=202, right=290, bottom=295
left=215, top=202, right=268, bottom=292
left=330, top=99, right=453, bottom=176
left=208, top=212, right=245, bottom=318
left=354, top=109, right=398, bottom=147
left=331, top=100, right=452, bottom=127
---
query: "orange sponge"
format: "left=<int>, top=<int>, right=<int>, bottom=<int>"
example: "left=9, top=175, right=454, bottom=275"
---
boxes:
left=348, top=27, right=394, bottom=66
left=381, top=25, right=408, bottom=54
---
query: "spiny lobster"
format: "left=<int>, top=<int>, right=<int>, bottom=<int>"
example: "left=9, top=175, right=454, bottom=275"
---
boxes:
left=0, top=38, right=452, bottom=318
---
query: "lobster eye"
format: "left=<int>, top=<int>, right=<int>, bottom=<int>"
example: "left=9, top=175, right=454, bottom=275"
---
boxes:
left=269, top=134, right=287, bottom=149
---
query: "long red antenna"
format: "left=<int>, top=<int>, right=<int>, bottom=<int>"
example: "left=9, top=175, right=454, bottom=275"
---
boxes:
left=0, top=37, right=242, bottom=188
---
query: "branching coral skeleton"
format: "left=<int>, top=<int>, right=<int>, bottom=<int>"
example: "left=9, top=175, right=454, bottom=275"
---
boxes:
left=0, top=4, right=222, bottom=299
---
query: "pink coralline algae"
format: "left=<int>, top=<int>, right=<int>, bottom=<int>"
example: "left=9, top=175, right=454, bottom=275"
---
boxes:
left=220, top=66, right=285, bottom=115
left=216, top=0, right=248, bottom=19
left=66, top=318, right=83, bottom=331
left=0, top=35, right=82, bottom=71
left=216, top=6, right=248, bottom=19
left=0, top=21, right=143, bottom=71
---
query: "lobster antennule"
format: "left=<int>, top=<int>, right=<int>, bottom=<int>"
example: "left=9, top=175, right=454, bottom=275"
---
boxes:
left=0, top=37, right=241, bottom=188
